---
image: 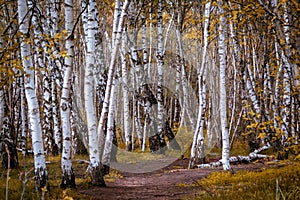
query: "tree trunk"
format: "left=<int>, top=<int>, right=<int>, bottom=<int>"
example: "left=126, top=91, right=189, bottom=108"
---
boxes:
left=189, top=0, right=211, bottom=169
left=18, top=0, right=48, bottom=190
left=48, top=0, right=62, bottom=154
left=84, top=0, right=106, bottom=186
left=218, top=1, right=231, bottom=171
left=98, top=0, right=130, bottom=157
left=154, top=0, right=166, bottom=154
left=60, top=0, right=76, bottom=189
left=121, top=30, right=131, bottom=151
left=101, top=78, right=117, bottom=172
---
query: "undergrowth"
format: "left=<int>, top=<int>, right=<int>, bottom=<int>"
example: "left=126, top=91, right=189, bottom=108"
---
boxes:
left=186, top=161, right=300, bottom=200
left=0, top=153, right=121, bottom=200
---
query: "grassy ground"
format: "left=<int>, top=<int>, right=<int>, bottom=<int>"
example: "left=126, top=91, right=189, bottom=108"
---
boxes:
left=185, top=161, right=300, bottom=200
left=0, top=154, right=105, bottom=200
left=1, top=144, right=300, bottom=199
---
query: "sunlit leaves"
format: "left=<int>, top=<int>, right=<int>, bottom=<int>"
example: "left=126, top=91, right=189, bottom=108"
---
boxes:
left=59, top=51, right=69, bottom=58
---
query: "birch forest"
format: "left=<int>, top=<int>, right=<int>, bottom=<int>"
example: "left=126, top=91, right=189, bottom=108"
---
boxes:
left=0, top=0, right=299, bottom=199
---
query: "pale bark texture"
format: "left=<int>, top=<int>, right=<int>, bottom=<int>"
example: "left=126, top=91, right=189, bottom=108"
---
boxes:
left=48, top=0, right=62, bottom=153
left=217, top=1, right=231, bottom=171
left=18, top=0, right=48, bottom=189
left=189, top=0, right=211, bottom=169
left=60, top=0, right=75, bottom=189
left=98, top=0, right=130, bottom=157
left=101, top=79, right=116, bottom=171
left=84, top=0, right=106, bottom=186
left=121, top=31, right=131, bottom=151
left=150, top=0, right=166, bottom=154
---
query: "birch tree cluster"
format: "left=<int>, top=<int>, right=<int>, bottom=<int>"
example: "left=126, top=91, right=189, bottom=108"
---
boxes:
left=0, top=0, right=299, bottom=189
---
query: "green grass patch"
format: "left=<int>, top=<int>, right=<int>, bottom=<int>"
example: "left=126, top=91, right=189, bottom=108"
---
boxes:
left=185, top=161, right=300, bottom=199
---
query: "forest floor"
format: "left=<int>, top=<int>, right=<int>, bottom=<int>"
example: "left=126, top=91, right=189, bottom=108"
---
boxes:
left=1, top=152, right=299, bottom=200
left=79, top=158, right=286, bottom=200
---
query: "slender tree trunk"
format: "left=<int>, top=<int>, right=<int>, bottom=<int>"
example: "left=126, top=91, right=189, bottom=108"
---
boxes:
left=98, top=0, right=130, bottom=158
left=281, top=2, right=293, bottom=141
left=18, top=0, right=48, bottom=190
left=121, top=31, right=131, bottom=151
left=101, top=78, right=116, bottom=171
left=242, top=27, right=260, bottom=115
left=128, top=1, right=144, bottom=148
left=48, top=0, right=62, bottom=153
left=60, top=0, right=75, bottom=189
left=217, top=1, right=231, bottom=171
left=20, top=77, right=27, bottom=156
left=189, top=0, right=211, bottom=169
left=155, top=0, right=166, bottom=153
left=84, top=0, right=106, bottom=186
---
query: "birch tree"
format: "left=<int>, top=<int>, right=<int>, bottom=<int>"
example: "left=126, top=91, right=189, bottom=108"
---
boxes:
left=97, top=0, right=130, bottom=157
left=84, top=0, right=106, bottom=186
left=189, top=0, right=211, bottom=169
left=121, top=30, right=131, bottom=151
left=154, top=0, right=167, bottom=153
left=48, top=0, right=62, bottom=153
left=217, top=0, right=231, bottom=171
left=60, top=0, right=75, bottom=188
left=18, top=0, right=48, bottom=190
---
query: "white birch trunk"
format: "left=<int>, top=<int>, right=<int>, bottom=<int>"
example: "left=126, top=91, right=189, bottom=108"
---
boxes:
left=60, top=0, right=75, bottom=188
left=85, top=0, right=98, bottom=167
left=281, top=3, right=292, bottom=140
left=141, top=15, right=149, bottom=151
left=218, top=1, right=231, bottom=171
left=98, top=0, right=130, bottom=158
left=84, top=0, right=106, bottom=186
left=121, top=31, right=131, bottom=151
left=128, top=2, right=144, bottom=147
left=227, top=0, right=241, bottom=146
left=273, top=41, right=282, bottom=131
left=189, top=0, right=211, bottom=169
left=101, top=79, right=116, bottom=167
left=18, top=0, right=48, bottom=189
left=156, top=0, right=166, bottom=152
left=48, top=0, right=62, bottom=152
left=243, top=31, right=260, bottom=114
left=52, top=80, right=61, bottom=152
left=20, top=77, right=27, bottom=156
left=112, top=0, right=121, bottom=47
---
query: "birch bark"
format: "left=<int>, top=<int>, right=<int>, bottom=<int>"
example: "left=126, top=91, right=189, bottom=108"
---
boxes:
left=156, top=0, right=166, bottom=153
left=60, top=0, right=75, bottom=188
left=18, top=0, right=48, bottom=189
left=189, top=0, right=211, bottom=169
left=98, top=0, right=130, bottom=158
left=281, top=2, right=292, bottom=139
left=217, top=1, right=231, bottom=171
left=48, top=0, right=62, bottom=152
left=84, top=0, right=106, bottom=186
left=121, top=31, right=131, bottom=151
left=101, top=78, right=116, bottom=170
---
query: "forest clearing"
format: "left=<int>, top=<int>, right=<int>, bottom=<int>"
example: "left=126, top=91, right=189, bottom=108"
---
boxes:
left=0, top=0, right=299, bottom=199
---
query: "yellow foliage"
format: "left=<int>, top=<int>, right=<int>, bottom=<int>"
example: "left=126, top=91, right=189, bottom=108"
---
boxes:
left=59, top=51, right=69, bottom=57
left=257, top=132, right=266, bottom=139
left=63, top=189, right=74, bottom=200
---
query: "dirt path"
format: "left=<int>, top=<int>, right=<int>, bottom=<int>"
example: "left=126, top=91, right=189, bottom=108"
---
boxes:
left=79, top=159, right=270, bottom=200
